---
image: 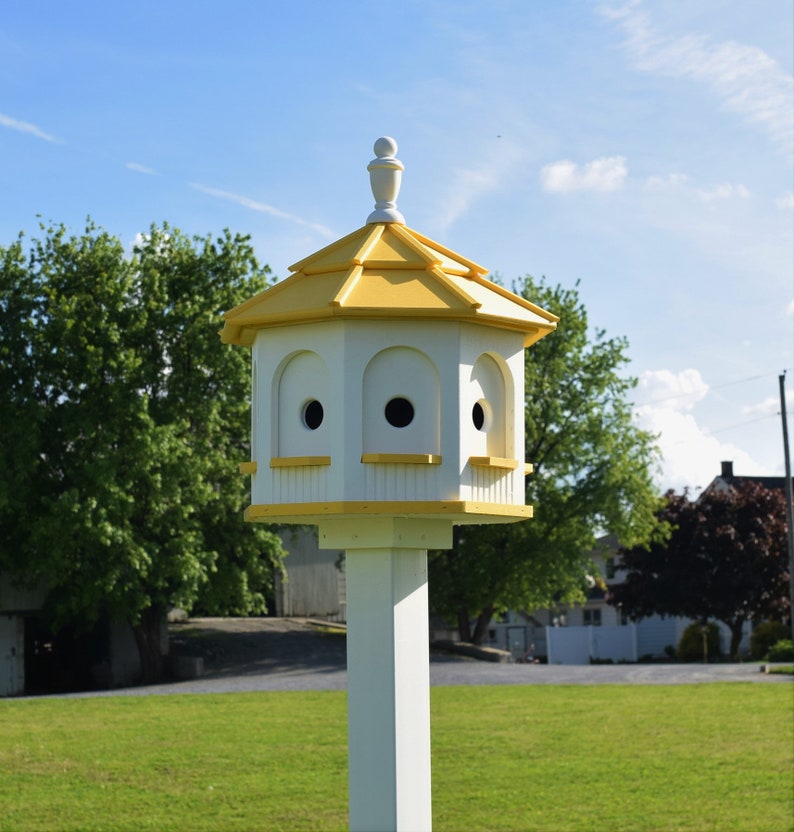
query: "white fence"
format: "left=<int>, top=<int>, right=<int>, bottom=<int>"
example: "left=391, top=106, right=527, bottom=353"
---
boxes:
left=546, top=624, right=638, bottom=664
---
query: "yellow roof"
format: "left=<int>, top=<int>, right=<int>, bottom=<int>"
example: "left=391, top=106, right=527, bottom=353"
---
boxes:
left=220, top=222, right=558, bottom=347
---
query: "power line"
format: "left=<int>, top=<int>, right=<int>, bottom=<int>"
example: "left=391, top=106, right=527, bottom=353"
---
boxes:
left=708, top=413, right=780, bottom=436
left=634, top=369, right=794, bottom=407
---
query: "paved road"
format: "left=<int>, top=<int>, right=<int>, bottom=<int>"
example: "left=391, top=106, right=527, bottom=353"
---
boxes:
left=49, top=618, right=790, bottom=699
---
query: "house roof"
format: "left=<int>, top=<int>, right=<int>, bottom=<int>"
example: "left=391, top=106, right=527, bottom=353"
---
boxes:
left=220, top=221, right=558, bottom=347
left=707, top=474, right=789, bottom=494
left=702, top=460, right=789, bottom=497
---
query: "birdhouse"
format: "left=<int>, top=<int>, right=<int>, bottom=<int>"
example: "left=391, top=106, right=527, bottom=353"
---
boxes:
left=221, top=138, right=557, bottom=527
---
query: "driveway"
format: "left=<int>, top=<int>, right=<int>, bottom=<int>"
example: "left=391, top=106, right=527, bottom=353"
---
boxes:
left=50, top=617, right=791, bottom=698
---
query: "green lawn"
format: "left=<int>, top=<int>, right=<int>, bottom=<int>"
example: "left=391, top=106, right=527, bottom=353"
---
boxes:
left=1, top=684, right=791, bottom=832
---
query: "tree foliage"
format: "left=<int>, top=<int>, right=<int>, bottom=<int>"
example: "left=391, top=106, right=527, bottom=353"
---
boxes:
left=0, top=221, right=284, bottom=680
left=608, top=481, right=790, bottom=659
left=429, top=276, right=663, bottom=643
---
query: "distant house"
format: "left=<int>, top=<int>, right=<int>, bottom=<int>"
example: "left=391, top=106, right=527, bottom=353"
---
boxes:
left=481, top=536, right=694, bottom=663
left=1, top=574, right=151, bottom=697
left=704, top=459, right=788, bottom=496
left=485, top=460, right=787, bottom=664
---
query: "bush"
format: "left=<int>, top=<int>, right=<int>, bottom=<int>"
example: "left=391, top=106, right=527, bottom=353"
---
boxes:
left=677, top=622, right=721, bottom=662
left=767, top=639, right=794, bottom=662
left=750, top=621, right=790, bottom=660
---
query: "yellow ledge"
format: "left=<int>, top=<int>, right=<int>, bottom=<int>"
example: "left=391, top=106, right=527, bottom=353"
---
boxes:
left=525, top=462, right=534, bottom=476
left=244, top=501, right=532, bottom=522
left=468, top=456, right=520, bottom=471
left=239, top=461, right=258, bottom=475
left=270, top=456, right=332, bottom=468
left=361, top=453, right=441, bottom=465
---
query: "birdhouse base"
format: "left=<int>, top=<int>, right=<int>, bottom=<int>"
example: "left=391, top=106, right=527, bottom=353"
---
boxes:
left=244, top=500, right=532, bottom=526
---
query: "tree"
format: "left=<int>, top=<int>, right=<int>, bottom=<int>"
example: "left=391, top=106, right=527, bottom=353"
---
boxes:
left=0, top=221, right=285, bottom=682
left=429, top=276, right=662, bottom=643
left=608, top=481, right=790, bottom=659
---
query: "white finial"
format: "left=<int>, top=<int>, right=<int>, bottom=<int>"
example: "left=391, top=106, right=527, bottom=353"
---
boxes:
left=366, top=136, right=405, bottom=224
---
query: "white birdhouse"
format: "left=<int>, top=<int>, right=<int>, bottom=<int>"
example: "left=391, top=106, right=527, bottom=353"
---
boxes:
left=221, top=137, right=558, bottom=526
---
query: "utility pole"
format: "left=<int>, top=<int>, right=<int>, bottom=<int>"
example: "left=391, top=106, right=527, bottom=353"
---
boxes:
left=779, top=372, right=794, bottom=645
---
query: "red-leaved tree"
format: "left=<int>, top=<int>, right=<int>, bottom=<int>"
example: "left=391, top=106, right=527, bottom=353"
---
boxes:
left=608, top=481, right=790, bottom=659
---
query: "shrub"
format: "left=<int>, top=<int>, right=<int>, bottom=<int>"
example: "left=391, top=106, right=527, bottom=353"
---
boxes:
left=677, top=622, right=721, bottom=662
left=750, top=621, right=790, bottom=660
left=767, top=639, right=794, bottom=662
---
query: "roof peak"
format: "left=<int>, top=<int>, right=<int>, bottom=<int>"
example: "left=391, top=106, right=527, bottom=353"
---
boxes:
left=366, top=137, right=405, bottom=225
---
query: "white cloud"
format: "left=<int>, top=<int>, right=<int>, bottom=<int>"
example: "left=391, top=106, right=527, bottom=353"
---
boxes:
left=635, top=400, right=762, bottom=492
left=434, top=138, right=525, bottom=232
left=125, top=162, right=157, bottom=175
left=189, top=183, right=335, bottom=239
left=601, top=1, right=794, bottom=154
left=776, top=192, right=794, bottom=210
left=633, top=368, right=766, bottom=491
left=697, top=183, right=750, bottom=201
left=741, top=395, right=781, bottom=419
left=644, top=173, right=751, bottom=202
left=540, top=156, right=627, bottom=193
left=0, top=112, right=59, bottom=142
left=636, top=368, right=708, bottom=411
left=645, top=173, right=689, bottom=190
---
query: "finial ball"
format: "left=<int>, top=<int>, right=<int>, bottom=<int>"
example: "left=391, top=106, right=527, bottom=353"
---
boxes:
left=373, top=136, right=398, bottom=158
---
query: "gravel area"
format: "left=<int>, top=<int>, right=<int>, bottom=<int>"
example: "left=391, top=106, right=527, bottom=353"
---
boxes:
left=40, top=617, right=791, bottom=699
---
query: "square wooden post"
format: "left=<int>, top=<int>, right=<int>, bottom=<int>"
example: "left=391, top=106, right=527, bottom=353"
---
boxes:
left=320, top=518, right=453, bottom=832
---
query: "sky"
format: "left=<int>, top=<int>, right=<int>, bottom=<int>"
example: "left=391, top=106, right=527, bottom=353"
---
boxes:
left=1, top=0, right=792, bottom=493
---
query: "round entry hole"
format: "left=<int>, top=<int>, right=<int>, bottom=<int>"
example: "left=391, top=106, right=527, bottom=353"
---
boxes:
left=472, top=399, right=491, bottom=432
left=302, top=399, right=324, bottom=430
left=385, top=397, right=414, bottom=428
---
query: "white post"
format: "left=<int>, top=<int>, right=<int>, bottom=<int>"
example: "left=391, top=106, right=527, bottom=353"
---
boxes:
left=319, top=518, right=453, bottom=832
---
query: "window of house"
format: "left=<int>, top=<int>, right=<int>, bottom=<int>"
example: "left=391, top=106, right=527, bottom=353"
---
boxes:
left=606, top=557, right=616, bottom=579
left=583, top=609, right=602, bottom=627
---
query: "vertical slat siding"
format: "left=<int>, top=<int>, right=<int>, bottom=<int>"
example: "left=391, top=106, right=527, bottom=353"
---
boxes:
left=468, top=466, right=515, bottom=505
left=364, top=464, right=440, bottom=502
left=272, top=466, right=330, bottom=504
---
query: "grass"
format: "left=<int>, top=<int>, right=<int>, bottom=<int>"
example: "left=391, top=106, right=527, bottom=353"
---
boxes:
left=1, top=684, right=791, bottom=832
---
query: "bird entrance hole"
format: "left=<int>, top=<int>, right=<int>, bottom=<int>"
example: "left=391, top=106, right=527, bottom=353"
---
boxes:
left=385, top=397, right=414, bottom=428
left=472, top=399, right=491, bottom=432
left=302, top=399, right=324, bottom=430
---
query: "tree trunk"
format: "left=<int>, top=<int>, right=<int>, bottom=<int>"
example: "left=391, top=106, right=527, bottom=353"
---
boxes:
left=727, top=619, right=745, bottom=661
left=132, top=604, right=166, bottom=684
left=456, top=607, right=472, bottom=644
left=471, top=605, right=495, bottom=646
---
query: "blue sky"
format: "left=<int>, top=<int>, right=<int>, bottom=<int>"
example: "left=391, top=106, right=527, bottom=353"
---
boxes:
left=2, top=0, right=792, bottom=492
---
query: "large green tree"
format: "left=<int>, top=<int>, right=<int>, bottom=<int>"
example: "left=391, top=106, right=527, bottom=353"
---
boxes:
left=608, top=481, right=790, bottom=659
left=0, top=221, right=284, bottom=681
left=429, top=276, right=662, bottom=644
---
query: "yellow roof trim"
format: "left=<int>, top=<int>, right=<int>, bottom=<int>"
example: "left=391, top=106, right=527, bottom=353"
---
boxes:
left=287, top=225, right=373, bottom=273
left=220, top=221, right=558, bottom=347
left=469, top=273, right=560, bottom=323
left=428, top=265, right=481, bottom=310
left=351, top=222, right=386, bottom=264
left=405, top=226, right=488, bottom=276
left=329, top=264, right=364, bottom=307
left=387, top=223, right=443, bottom=267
